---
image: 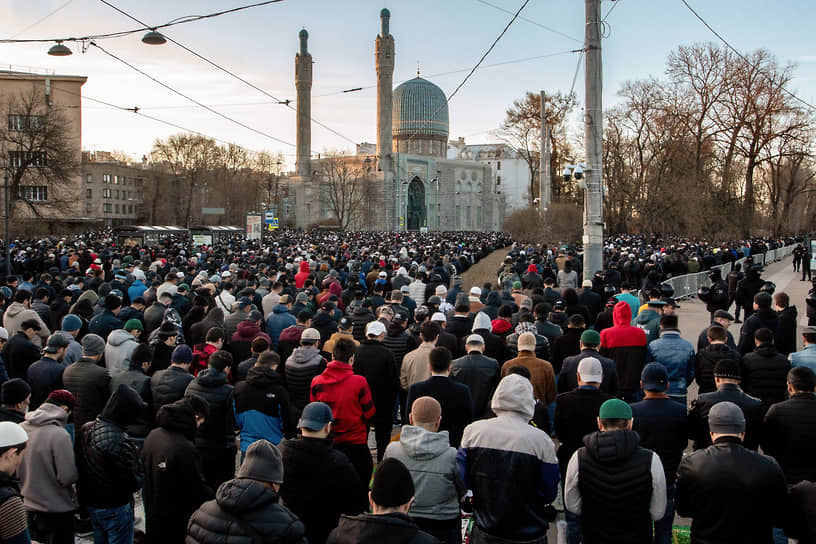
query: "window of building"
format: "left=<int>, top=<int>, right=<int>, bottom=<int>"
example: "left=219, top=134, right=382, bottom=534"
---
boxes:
left=103, top=174, right=111, bottom=184
left=86, top=189, right=92, bottom=199
left=497, top=161, right=501, bottom=171
left=113, top=190, right=119, bottom=199
left=8, top=151, right=46, bottom=168
left=497, top=175, right=501, bottom=185
left=114, top=204, right=119, bottom=214
left=477, top=206, right=482, bottom=227
left=8, top=115, right=43, bottom=132
left=455, top=205, right=461, bottom=228
left=129, top=205, right=134, bottom=214
left=103, top=188, right=111, bottom=199
left=466, top=206, right=471, bottom=227
left=103, top=203, right=112, bottom=213
left=18, top=186, right=47, bottom=201
left=85, top=203, right=92, bottom=213
left=86, top=174, right=92, bottom=184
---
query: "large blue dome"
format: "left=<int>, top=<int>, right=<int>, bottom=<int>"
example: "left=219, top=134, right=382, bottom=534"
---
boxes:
left=392, top=77, right=449, bottom=139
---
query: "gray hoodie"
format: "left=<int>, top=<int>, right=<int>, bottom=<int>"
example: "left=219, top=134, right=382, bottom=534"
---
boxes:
left=19, top=402, right=78, bottom=513
left=104, top=329, right=139, bottom=375
left=384, top=424, right=465, bottom=520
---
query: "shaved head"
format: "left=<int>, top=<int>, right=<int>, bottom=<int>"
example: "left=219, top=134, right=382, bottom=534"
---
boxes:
left=410, top=396, right=441, bottom=426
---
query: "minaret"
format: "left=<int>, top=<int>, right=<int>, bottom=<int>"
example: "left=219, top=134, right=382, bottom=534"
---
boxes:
left=375, top=9, right=394, bottom=165
left=295, top=29, right=312, bottom=178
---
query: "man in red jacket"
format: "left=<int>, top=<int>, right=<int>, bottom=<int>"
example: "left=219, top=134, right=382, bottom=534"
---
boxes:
left=310, top=337, right=376, bottom=484
left=600, top=301, right=647, bottom=403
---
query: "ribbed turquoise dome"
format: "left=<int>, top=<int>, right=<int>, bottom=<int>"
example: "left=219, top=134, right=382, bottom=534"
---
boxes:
left=392, top=77, right=449, bottom=139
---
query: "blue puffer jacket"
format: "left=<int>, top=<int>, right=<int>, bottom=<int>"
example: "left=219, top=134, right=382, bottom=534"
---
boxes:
left=647, top=330, right=696, bottom=397
left=457, top=374, right=560, bottom=541
left=233, top=366, right=293, bottom=452
left=265, top=305, right=296, bottom=351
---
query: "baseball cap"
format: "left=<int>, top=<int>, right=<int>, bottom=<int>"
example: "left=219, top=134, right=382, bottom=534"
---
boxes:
left=577, top=357, right=603, bottom=383
left=713, top=309, right=735, bottom=321
left=221, top=271, right=231, bottom=278
left=554, top=300, right=567, bottom=311
left=517, top=332, right=536, bottom=351
left=466, top=334, right=484, bottom=345
left=298, top=401, right=333, bottom=431
left=581, top=279, right=593, bottom=288
left=378, top=271, right=387, bottom=278
left=301, top=328, right=321, bottom=343
left=599, top=398, right=632, bottom=420
left=641, top=362, right=669, bottom=392
left=430, top=312, right=446, bottom=323
left=43, top=333, right=71, bottom=354
left=708, top=401, right=745, bottom=434
left=366, top=320, right=387, bottom=337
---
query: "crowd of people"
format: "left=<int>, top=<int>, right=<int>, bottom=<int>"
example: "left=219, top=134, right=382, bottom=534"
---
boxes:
left=0, top=229, right=809, bottom=544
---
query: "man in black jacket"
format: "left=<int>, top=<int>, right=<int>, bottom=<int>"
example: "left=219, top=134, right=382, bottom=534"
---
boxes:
left=187, top=439, right=307, bottom=543
left=142, top=396, right=212, bottom=544
left=150, top=344, right=194, bottom=412
left=2, top=319, right=41, bottom=380
left=559, top=329, right=618, bottom=396
left=694, top=324, right=740, bottom=394
left=77, top=384, right=146, bottom=543
left=185, top=349, right=236, bottom=490
left=688, top=359, right=763, bottom=450
left=676, top=401, right=787, bottom=543
left=761, top=366, right=816, bottom=485
left=741, top=327, right=790, bottom=412
left=353, top=320, right=398, bottom=460
left=631, top=363, right=689, bottom=544
left=62, top=334, right=111, bottom=431
left=450, top=334, right=500, bottom=420
left=328, top=458, right=436, bottom=544
left=26, top=332, right=69, bottom=410
left=280, top=402, right=367, bottom=544
left=738, top=292, right=780, bottom=355
left=406, top=347, right=473, bottom=448
left=773, top=292, right=798, bottom=356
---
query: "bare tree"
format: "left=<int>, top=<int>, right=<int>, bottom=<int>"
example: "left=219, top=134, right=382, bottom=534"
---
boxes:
left=0, top=87, right=79, bottom=220
left=253, top=150, right=286, bottom=213
left=316, top=155, right=368, bottom=231
left=496, top=90, right=577, bottom=203
left=150, top=134, right=220, bottom=227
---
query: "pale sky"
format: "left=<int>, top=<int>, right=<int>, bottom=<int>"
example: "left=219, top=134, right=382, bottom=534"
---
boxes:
left=1, top=0, right=814, bottom=169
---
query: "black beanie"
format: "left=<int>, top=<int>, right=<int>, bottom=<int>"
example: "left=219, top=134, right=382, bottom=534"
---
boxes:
left=370, top=458, right=415, bottom=508
left=1, top=379, right=30, bottom=406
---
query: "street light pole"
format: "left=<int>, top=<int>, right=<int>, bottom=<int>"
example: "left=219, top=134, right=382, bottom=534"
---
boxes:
left=582, top=0, right=605, bottom=280
left=3, top=171, right=8, bottom=270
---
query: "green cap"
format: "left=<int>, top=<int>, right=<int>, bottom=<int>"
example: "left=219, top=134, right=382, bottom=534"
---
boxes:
left=513, top=281, right=522, bottom=289
left=124, top=319, right=144, bottom=332
left=599, top=398, right=632, bottom=420
left=580, top=329, right=601, bottom=346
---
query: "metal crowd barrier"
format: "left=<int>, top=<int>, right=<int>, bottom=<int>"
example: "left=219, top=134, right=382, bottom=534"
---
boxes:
left=659, top=245, right=794, bottom=300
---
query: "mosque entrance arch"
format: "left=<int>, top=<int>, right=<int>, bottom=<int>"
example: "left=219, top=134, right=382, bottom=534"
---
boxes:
left=406, top=177, right=426, bottom=231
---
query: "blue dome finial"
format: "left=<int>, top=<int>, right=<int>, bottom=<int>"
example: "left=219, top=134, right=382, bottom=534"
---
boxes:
left=298, top=28, right=308, bottom=55
left=380, top=8, right=390, bottom=36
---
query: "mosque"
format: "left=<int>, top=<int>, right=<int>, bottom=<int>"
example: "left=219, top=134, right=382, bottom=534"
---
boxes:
left=284, top=9, right=505, bottom=231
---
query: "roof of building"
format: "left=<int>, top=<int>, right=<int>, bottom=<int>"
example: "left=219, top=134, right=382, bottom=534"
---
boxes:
left=392, top=76, right=449, bottom=139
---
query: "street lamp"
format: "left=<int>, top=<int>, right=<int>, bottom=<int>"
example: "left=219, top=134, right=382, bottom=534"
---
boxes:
left=363, top=157, right=372, bottom=231
left=3, top=170, right=8, bottom=270
left=47, top=41, right=72, bottom=56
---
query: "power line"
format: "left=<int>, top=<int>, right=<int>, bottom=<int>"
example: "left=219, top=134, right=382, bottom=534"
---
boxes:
left=90, top=41, right=296, bottom=147
left=8, top=0, right=75, bottom=39
left=0, top=0, right=285, bottom=44
left=679, top=0, right=816, bottom=112
left=474, top=0, right=582, bottom=44
left=98, top=0, right=359, bottom=146
left=602, top=0, right=622, bottom=21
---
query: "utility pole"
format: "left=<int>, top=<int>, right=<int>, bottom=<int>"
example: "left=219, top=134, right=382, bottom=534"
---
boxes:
left=539, top=90, right=550, bottom=214
left=582, top=0, right=604, bottom=280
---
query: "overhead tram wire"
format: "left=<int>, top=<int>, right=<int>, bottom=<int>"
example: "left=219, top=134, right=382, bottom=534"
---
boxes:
left=98, top=0, right=359, bottom=146
left=474, top=0, right=583, bottom=44
left=89, top=41, right=296, bottom=148
left=0, top=0, right=286, bottom=44
left=8, top=0, right=75, bottom=39
left=679, top=0, right=816, bottom=113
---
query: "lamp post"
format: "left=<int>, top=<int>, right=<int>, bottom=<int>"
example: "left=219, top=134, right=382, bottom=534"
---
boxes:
left=363, top=157, right=372, bottom=231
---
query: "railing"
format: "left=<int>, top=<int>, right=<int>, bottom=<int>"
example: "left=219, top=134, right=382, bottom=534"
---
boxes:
left=658, top=244, right=795, bottom=301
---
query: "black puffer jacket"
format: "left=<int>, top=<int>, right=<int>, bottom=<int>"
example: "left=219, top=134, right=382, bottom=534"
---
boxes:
left=741, top=344, right=791, bottom=410
left=761, top=393, right=816, bottom=485
left=185, top=367, right=235, bottom=449
left=353, top=339, right=398, bottom=424
left=63, top=357, right=112, bottom=430
left=694, top=343, right=741, bottom=395
left=77, top=384, right=146, bottom=508
left=382, top=326, right=415, bottom=371
left=737, top=309, right=780, bottom=355
left=143, top=398, right=213, bottom=543
left=350, top=307, right=375, bottom=342
left=187, top=478, right=307, bottom=544
left=151, top=365, right=194, bottom=412
left=279, top=437, right=368, bottom=544
left=449, top=352, right=500, bottom=420
left=676, top=436, right=787, bottom=544
left=328, top=513, right=437, bottom=544
left=111, top=359, right=153, bottom=437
